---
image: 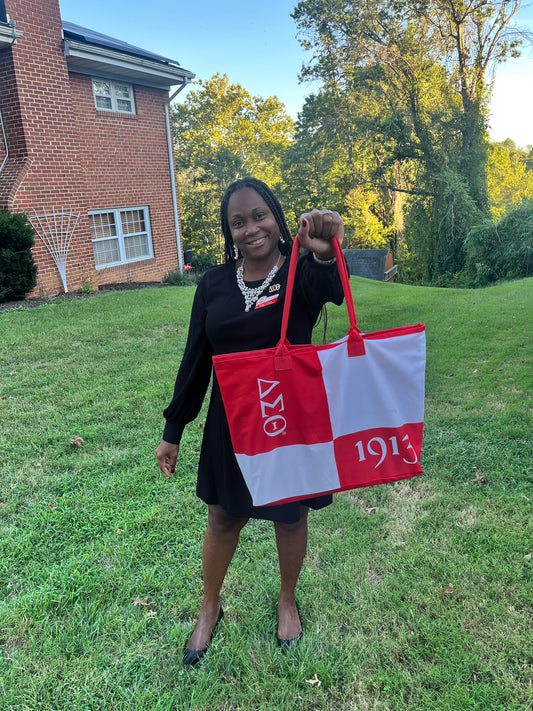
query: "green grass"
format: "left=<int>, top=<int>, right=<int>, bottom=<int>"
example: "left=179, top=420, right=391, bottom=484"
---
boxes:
left=0, top=278, right=531, bottom=711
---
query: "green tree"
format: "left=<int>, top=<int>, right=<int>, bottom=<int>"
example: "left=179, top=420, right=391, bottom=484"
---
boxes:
left=291, top=0, right=527, bottom=281
left=464, top=200, right=533, bottom=285
left=343, top=188, right=391, bottom=248
left=279, top=92, right=352, bottom=231
left=281, top=86, right=412, bottom=255
left=173, top=74, right=294, bottom=261
left=487, top=139, right=533, bottom=220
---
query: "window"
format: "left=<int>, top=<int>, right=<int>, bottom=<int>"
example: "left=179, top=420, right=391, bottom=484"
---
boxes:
left=92, top=79, right=135, bottom=114
left=89, top=207, right=153, bottom=268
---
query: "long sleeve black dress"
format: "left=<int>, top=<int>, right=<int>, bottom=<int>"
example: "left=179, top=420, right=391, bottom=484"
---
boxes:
left=162, top=251, right=345, bottom=523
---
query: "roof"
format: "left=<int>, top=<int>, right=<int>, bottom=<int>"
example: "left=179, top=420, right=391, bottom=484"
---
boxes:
left=0, top=20, right=23, bottom=49
left=343, top=249, right=397, bottom=281
left=62, top=22, right=183, bottom=69
left=62, top=21, right=194, bottom=90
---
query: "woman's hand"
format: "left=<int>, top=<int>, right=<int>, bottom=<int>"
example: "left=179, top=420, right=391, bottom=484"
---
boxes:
left=155, top=440, right=180, bottom=478
left=298, top=209, right=344, bottom=260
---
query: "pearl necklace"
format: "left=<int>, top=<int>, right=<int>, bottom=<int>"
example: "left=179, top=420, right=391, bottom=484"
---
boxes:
left=236, top=253, right=282, bottom=312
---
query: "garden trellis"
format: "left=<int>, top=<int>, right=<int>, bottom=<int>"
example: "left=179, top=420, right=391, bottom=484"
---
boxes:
left=28, top=207, right=80, bottom=292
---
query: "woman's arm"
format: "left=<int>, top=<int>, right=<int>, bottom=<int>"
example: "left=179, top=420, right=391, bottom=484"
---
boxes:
left=156, top=276, right=214, bottom=475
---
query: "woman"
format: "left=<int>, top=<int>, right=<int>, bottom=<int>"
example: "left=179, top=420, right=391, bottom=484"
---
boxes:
left=156, top=177, right=344, bottom=666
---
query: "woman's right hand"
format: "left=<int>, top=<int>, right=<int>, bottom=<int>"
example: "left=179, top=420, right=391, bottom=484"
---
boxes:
left=298, top=209, right=344, bottom=259
left=155, top=440, right=180, bottom=478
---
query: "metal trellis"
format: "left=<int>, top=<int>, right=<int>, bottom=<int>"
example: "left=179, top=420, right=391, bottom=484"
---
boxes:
left=28, top=207, right=80, bottom=292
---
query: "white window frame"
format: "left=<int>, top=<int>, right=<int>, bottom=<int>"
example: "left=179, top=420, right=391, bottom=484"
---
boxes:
left=89, top=206, right=153, bottom=269
left=92, top=78, right=136, bottom=114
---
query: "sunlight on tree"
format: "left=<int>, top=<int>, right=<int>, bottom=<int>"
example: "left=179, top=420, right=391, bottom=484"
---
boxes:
left=173, top=74, right=294, bottom=262
left=487, top=140, right=533, bottom=220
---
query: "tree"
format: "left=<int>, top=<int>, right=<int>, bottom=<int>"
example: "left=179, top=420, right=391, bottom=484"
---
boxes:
left=173, top=75, right=294, bottom=261
left=464, top=200, right=533, bottom=285
left=291, top=0, right=528, bottom=280
left=343, top=188, right=392, bottom=248
left=487, top=139, right=533, bottom=220
left=281, top=84, right=413, bottom=255
left=417, top=0, right=524, bottom=211
left=279, top=92, right=353, bottom=231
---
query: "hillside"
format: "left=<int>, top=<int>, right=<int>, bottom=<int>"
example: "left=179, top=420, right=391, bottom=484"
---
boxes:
left=1, top=278, right=531, bottom=711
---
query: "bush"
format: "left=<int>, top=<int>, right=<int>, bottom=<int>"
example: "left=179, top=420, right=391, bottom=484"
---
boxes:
left=190, top=253, right=218, bottom=270
left=163, top=254, right=218, bottom=287
left=162, top=269, right=201, bottom=286
left=464, top=202, right=533, bottom=286
left=0, top=211, right=37, bottom=301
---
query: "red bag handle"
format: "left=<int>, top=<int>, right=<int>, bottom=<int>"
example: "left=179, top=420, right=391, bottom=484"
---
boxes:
left=274, top=235, right=365, bottom=370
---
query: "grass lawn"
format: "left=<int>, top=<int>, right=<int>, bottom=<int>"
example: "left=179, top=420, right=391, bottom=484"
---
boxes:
left=0, top=277, right=531, bottom=711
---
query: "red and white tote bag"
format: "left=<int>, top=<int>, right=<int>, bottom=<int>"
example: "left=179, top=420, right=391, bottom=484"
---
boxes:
left=213, top=236, right=426, bottom=507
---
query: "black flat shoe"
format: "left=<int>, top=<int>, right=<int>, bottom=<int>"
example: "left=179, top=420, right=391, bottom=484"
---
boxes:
left=276, top=603, right=303, bottom=651
left=183, top=605, right=224, bottom=668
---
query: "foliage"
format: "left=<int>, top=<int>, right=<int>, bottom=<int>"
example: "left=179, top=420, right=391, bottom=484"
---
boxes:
left=343, top=188, right=391, bottom=248
left=79, top=277, right=95, bottom=294
left=0, top=211, right=37, bottom=301
left=176, top=170, right=223, bottom=261
left=0, top=281, right=531, bottom=710
left=487, top=139, right=533, bottom=220
left=291, top=0, right=527, bottom=280
left=162, top=269, right=202, bottom=286
left=167, top=3, right=531, bottom=286
left=464, top=200, right=533, bottom=286
left=173, top=74, right=294, bottom=262
left=406, top=167, right=485, bottom=283
left=189, top=254, right=218, bottom=271
left=279, top=92, right=354, bottom=227
left=280, top=88, right=408, bottom=252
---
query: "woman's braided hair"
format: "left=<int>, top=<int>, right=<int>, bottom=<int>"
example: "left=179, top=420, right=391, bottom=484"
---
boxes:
left=220, top=177, right=293, bottom=263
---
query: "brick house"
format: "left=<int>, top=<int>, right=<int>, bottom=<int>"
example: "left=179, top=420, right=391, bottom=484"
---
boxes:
left=0, top=0, right=194, bottom=296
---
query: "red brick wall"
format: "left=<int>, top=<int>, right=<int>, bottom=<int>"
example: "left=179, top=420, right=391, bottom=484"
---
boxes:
left=0, top=47, right=30, bottom=207
left=68, top=75, right=180, bottom=289
left=0, top=0, right=181, bottom=297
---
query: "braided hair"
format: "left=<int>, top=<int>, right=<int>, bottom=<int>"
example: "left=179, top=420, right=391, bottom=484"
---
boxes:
left=220, top=177, right=293, bottom=263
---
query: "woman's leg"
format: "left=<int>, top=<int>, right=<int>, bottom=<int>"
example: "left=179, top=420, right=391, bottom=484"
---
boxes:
left=186, top=504, right=248, bottom=651
left=273, top=505, right=309, bottom=640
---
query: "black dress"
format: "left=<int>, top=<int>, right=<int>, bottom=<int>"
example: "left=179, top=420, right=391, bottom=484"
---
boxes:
left=162, top=251, right=344, bottom=523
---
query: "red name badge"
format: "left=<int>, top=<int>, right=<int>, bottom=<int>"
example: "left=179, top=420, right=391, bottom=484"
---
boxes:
left=255, top=294, right=279, bottom=309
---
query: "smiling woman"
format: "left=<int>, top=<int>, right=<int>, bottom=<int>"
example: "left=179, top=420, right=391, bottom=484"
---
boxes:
left=155, top=176, right=346, bottom=666
left=228, top=187, right=282, bottom=275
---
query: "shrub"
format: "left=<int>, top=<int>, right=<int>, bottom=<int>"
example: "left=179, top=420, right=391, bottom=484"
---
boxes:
left=163, top=254, right=218, bottom=287
left=162, top=269, right=201, bottom=286
left=190, top=253, right=218, bottom=270
left=464, top=201, right=533, bottom=286
left=0, top=211, right=38, bottom=301
left=80, top=277, right=95, bottom=294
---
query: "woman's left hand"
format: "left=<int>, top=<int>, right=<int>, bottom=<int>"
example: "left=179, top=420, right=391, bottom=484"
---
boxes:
left=297, top=209, right=344, bottom=259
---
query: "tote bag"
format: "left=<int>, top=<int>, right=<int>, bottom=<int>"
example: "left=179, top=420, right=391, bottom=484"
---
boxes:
left=213, top=236, right=426, bottom=507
